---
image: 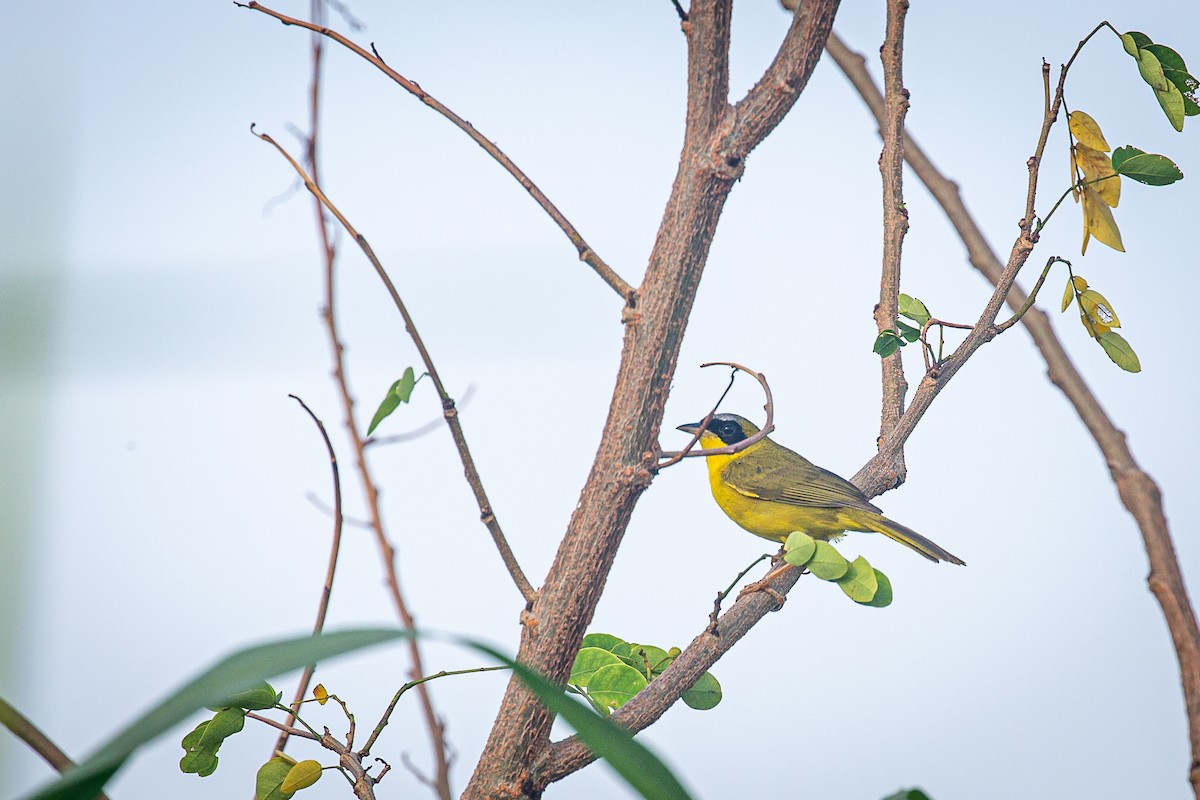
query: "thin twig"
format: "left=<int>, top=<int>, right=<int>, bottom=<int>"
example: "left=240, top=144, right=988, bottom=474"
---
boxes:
left=238, top=1, right=634, bottom=302
left=273, top=26, right=456, bottom=794
left=874, top=0, right=911, bottom=481
left=656, top=361, right=776, bottom=467
left=275, top=394, right=345, bottom=756
left=0, top=696, right=112, bottom=800
left=826, top=30, right=1200, bottom=796
left=252, top=126, right=536, bottom=610
left=708, top=552, right=774, bottom=633
left=360, top=666, right=510, bottom=757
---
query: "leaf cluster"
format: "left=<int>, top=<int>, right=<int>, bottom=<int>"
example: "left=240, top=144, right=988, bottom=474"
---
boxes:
left=783, top=532, right=893, bottom=607
left=569, top=633, right=721, bottom=715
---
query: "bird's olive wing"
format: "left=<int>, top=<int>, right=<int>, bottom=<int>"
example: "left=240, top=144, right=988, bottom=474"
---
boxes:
left=722, top=448, right=881, bottom=513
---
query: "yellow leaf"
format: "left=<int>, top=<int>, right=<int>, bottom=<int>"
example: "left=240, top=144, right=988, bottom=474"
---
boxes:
left=313, top=684, right=328, bottom=705
left=1079, top=307, right=1110, bottom=337
left=1080, top=186, right=1125, bottom=254
left=281, top=759, right=324, bottom=793
left=1060, top=276, right=1088, bottom=313
left=1068, top=110, right=1110, bottom=151
left=1079, top=288, right=1121, bottom=328
left=1074, top=143, right=1120, bottom=208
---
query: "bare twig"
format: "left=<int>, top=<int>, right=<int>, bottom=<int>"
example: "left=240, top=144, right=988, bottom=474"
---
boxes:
left=656, top=361, right=776, bottom=466
left=874, top=0, right=911, bottom=480
left=826, top=30, right=1200, bottom=796
left=269, top=25, right=456, bottom=794
left=0, top=696, right=112, bottom=800
left=275, top=394, right=345, bottom=756
left=238, top=1, right=633, bottom=302
left=252, top=126, right=536, bottom=610
left=360, top=666, right=509, bottom=758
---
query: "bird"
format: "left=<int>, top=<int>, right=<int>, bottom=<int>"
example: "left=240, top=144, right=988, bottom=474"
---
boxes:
left=676, top=413, right=965, bottom=565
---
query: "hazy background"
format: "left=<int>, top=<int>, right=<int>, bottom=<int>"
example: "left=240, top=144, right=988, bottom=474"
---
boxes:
left=3, top=2, right=1198, bottom=798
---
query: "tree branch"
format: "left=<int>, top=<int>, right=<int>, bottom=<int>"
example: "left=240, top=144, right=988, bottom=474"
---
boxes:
left=238, top=1, right=634, bottom=302
left=462, top=2, right=842, bottom=796
left=825, top=30, right=1200, bottom=796
left=0, top=696, right=112, bottom=800
left=874, top=0, right=911, bottom=483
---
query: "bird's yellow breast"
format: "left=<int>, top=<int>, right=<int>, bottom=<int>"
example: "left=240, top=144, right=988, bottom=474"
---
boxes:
left=697, top=432, right=858, bottom=543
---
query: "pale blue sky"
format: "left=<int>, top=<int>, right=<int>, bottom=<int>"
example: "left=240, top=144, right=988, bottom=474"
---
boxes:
left=3, top=2, right=1199, bottom=799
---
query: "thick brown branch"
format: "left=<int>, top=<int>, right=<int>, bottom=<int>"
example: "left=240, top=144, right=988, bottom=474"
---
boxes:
left=461, top=2, right=841, bottom=796
left=239, top=2, right=633, bottom=302
left=826, top=30, right=1200, bottom=796
left=874, top=0, right=911, bottom=482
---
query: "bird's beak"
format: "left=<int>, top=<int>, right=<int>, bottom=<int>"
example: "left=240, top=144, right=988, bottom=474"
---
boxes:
left=676, top=421, right=703, bottom=435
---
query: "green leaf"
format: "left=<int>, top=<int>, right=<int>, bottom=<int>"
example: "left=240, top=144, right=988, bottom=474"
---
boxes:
left=881, top=790, right=932, bottom=800
left=681, top=672, right=722, bottom=711
left=1097, top=331, right=1142, bottom=373
left=1137, top=47, right=1169, bottom=91
left=806, top=541, right=849, bottom=581
left=863, top=569, right=894, bottom=608
left=1110, top=145, right=1144, bottom=173
left=394, top=366, right=418, bottom=403
left=783, top=531, right=816, bottom=567
left=28, top=628, right=410, bottom=800
left=280, top=760, right=323, bottom=792
left=1120, top=31, right=1152, bottom=59
left=583, top=662, right=648, bottom=712
left=570, top=647, right=624, bottom=687
left=256, top=756, right=296, bottom=800
left=1156, top=81, right=1187, bottom=131
left=208, top=682, right=279, bottom=712
left=897, top=294, right=931, bottom=327
left=896, top=320, right=921, bottom=343
left=837, top=556, right=879, bottom=603
left=873, top=330, right=904, bottom=358
left=178, top=722, right=219, bottom=777
left=366, top=367, right=418, bottom=435
left=629, top=645, right=673, bottom=679
left=1115, top=152, right=1185, bottom=185
left=1143, top=44, right=1200, bottom=115
left=581, top=633, right=627, bottom=653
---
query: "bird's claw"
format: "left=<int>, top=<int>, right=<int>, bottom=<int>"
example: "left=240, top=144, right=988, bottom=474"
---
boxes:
left=737, top=579, right=786, bottom=609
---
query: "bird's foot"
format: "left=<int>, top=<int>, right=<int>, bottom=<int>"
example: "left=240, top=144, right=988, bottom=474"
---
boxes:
left=737, top=578, right=786, bottom=609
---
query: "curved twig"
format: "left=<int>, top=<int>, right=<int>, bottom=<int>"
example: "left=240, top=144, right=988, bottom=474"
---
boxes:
left=656, top=361, right=776, bottom=467
left=275, top=394, right=345, bottom=756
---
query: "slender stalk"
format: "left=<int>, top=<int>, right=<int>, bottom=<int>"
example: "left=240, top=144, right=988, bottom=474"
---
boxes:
left=274, top=394, right=345, bottom=756
left=238, top=1, right=633, bottom=302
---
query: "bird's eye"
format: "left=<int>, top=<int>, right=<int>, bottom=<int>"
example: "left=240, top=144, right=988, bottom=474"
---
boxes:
left=715, top=420, right=744, bottom=443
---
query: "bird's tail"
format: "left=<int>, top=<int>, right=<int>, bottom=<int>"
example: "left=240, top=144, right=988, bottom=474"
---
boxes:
left=867, top=516, right=966, bottom=566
